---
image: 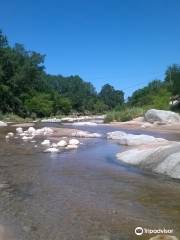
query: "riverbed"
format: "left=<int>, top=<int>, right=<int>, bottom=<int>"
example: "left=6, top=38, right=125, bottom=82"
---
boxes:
left=0, top=123, right=180, bottom=240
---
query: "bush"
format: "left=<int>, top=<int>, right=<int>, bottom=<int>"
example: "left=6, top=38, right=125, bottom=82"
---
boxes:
left=104, top=107, right=145, bottom=123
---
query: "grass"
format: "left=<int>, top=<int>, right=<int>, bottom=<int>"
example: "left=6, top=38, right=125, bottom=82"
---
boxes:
left=104, top=107, right=145, bottom=123
left=0, top=113, right=33, bottom=123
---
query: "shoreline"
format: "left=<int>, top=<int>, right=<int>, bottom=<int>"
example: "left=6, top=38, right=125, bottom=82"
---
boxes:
left=108, top=121, right=180, bottom=135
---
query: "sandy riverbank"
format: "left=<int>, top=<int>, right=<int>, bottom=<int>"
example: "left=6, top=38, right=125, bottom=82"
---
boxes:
left=108, top=121, right=180, bottom=135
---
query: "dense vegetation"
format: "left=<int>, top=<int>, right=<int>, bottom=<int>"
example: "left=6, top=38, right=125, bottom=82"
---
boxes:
left=0, top=30, right=124, bottom=118
left=0, top=30, right=179, bottom=121
left=105, top=66, right=180, bottom=122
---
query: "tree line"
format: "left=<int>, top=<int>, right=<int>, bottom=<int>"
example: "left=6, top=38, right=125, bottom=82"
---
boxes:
left=0, top=30, right=124, bottom=117
left=0, top=30, right=179, bottom=118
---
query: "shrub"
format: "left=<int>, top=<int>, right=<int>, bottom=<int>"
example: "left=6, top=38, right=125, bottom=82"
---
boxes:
left=104, top=107, right=145, bottom=123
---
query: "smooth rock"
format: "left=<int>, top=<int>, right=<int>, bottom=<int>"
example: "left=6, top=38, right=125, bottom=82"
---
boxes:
left=107, top=131, right=167, bottom=146
left=116, top=142, right=180, bottom=179
left=57, top=140, right=67, bottom=147
left=16, top=127, right=23, bottom=134
left=27, top=127, right=36, bottom=134
left=144, top=109, right=180, bottom=123
left=155, top=152, right=180, bottom=178
left=66, top=144, right=78, bottom=149
left=44, top=147, right=59, bottom=153
left=7, top=132, right=14, bottom=137
left=22, top=136, right=33, bottom=140
left=69, top=139, right=80, bottom=145
left=41, top=140, right=50, bottom=146
left=51, top=143, right=58, bottom=148
left=0, top=121, right=7, bottom=127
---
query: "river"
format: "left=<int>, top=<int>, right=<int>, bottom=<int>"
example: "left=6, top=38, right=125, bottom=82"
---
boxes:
left=0, top=123, right=180, bottom=240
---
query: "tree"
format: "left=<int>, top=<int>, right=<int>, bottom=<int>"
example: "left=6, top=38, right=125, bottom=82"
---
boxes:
left=165, top=64, right=180, bottom=96
left=99, top=84, right=124, bottom=109
left=0, top=30, right=8, bottom=48
left=25, top=93, right=53, bottom=117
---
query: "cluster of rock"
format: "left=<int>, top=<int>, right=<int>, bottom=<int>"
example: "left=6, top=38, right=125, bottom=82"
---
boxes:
left=107, top=131, right=167, bottom=146
left=5, top=127, right=81, bottom=153
left=108, top=131, right=180, bottom=179
left=41, top=115, right=105, bottom=123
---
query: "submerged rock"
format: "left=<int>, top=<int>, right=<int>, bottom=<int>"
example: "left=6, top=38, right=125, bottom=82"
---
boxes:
left=107, top=131, right=167, bottom=146
left=145, top=109, right=180, bottom=124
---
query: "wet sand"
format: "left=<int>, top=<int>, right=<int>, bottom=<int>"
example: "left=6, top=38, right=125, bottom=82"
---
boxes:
left=0, top=124, right=180, bottom=240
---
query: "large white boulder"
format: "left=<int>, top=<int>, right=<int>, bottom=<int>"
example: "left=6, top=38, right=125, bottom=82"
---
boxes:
left=154, top=152, right=180, bottom=179
left=116, top=142, right=180, bottom=179
left=144, top=109, right=180, bottom=123
left=0, top=121, right=7, bottom=127
left=107, top=131, right=167, bottom=146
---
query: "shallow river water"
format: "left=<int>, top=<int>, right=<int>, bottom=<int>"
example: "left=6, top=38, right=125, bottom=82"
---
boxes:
left=0, top=124, right=180, bottom=240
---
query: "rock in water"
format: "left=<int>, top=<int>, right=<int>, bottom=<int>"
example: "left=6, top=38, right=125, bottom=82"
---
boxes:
left=155, top=152, right=180, bottom=179
left=0, top=121, right=7, bottom=127
left=44, top=147, right=59, bottom=153
left=16, top=127, right=23, bottom=134
left=144, top=109, right=180, bottom=123
left=57, top=140, right=67, bottom=147
left=148, top=235, right=178, bottom=240
left=69, top=139, right=80, bottom=145
left=66, top=144, right=78, bottom=149
left=27, top=127, right=36, bottom=134
left=41, top=140, right=50, bottom=146
left=107, top=131, right=167, bottom=146
left=116, top=142, right=180, bottom=179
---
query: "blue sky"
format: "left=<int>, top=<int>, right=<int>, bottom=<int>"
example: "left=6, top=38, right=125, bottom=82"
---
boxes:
left=1, top=0, right=180, bottom=97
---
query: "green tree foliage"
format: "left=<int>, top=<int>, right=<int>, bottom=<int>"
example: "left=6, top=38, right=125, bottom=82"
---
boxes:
left=99, top=84, right=124, bottom=109
left=25, top=93, right=53, bottom=117
left=127, top=80, right=171, bottom=109
left=165, top=64, right=180, bottom=96
left=0, top=30, right=124, bottom=117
